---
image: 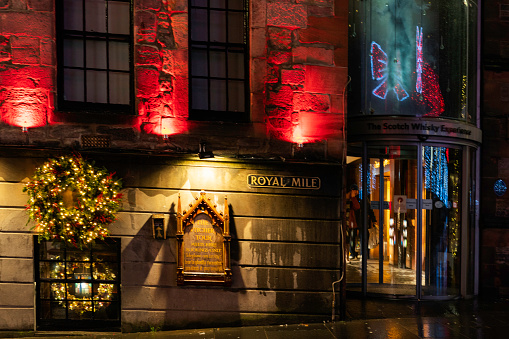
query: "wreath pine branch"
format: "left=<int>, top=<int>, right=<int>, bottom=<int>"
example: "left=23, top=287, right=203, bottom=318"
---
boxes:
left=24, top=154, right=123, bottom=249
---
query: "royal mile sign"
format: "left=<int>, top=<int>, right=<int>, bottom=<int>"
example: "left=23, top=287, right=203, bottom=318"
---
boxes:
left=348, top=117, right=482, bottom=143
left=247, top=174, right=321, bottom=190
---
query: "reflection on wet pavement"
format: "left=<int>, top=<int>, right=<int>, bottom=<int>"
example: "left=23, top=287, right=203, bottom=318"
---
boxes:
left=347, top=258, right=426, bottom=295
left=9, top=298, right=509, bottom=338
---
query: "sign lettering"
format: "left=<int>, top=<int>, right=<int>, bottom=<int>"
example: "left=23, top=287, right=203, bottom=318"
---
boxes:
left=183, top=216, right=223, bottom=274
left=248, top=174, right=321, bottom=190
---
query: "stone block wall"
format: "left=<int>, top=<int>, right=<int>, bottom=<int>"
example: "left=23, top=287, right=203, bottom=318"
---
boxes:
left=0, top=0, right=348, bottom=330
left=481, top=0, right=509, bottom=296
left=0, top=0, right=347, bottom=161
left=262, top=0, right=348, bottom=152
left=0, top=152, right=342, bottom=331
left=0, top=158, right=37, bottom=330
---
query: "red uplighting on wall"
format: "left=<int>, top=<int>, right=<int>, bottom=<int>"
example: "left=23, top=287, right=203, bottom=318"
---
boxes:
left=0, top=87, right=49, bottom=128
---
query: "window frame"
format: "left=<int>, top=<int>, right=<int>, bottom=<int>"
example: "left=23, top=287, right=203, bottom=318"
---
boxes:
left=34, top=237, right=121, bottom=330
left=56, top=0, right=134, bottom=115
left=500, top=4, right=509, bottom=22
left=188, top=0, right=250, bottom=122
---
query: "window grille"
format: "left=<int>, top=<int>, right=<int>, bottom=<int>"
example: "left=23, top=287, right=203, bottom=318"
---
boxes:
left=189, top=0, right=249, bottom=122
left=35, top=238, right=121, bottom=330
left=500, top=4, right=509, bottom=21
left=57, top=0, right=133, bottom=114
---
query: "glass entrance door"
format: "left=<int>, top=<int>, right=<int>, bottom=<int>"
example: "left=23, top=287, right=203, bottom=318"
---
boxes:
left=421, top=146, right=462, bottom=297
left=346, top=143, right=465, bottom=298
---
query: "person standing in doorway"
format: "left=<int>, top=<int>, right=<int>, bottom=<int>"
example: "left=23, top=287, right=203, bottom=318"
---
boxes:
left=346, top=184, right=377, bottom=260
left=346, top=184, right=361, bottom=259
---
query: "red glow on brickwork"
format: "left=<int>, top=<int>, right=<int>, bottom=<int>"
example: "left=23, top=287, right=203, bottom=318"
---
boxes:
left=0, top=34, right=52, bottom=127
left=0, top=88, right=49, bottom=127
left=134, top=5, right=190, bottom=137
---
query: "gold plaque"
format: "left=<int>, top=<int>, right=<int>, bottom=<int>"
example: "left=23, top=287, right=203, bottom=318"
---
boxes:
left=176, top=191, right=231, bottom=286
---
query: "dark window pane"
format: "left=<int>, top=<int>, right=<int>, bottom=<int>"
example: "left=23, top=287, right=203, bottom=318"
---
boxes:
left=110, top=72, right=130, bottom=104
left=85, top=0, right=107, bottom=32
left=109, top=41, right=129, bottom=70
left=229, top=0, right=244, bottom=10
left=228, top=12, right=245, bottom=43
left=64, top=69, right=85, bottom=101
left=191, top=0, right=207, bottom=6
left=40, top=301, right=66, bottom=319
left=87, top=70, right=108, bottom=103
left=86, top=40, right=107, bottom=69
left=210, top=0, right=226, bottom=9
left=228, top=50, right=244, bottom=79
left=63, top=0, right=83, bottom=30
left=39, top=282, right=55, bottom=299
left=229, top=80, right=245, bottom=112
left=92, top=242, right=120, bottom=261
left=210, top=10, right=226, bottom=42
left=191, top=48, right=208, bottom=76
left=64, top=39, right=84, bottom=67
left=192, top=78, right=209, bottom=110
left=210, top=50, right=226, bottom=78
left=191, top=9, right=208, bottom=41
left=39, top=242, right=63, bottom=260
left=94, top=301, right=120, bottom=320
left=210, top=79, right=226, bottom=110
left=108, top=1, right=130, bottom=34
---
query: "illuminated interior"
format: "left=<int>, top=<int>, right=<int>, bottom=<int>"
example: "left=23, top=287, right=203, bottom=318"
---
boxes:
left=346, top=144, right=463, bottom=297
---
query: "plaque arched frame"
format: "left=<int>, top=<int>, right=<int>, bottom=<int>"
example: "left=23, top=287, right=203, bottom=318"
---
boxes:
left=176, top=191, right=231, bottom=286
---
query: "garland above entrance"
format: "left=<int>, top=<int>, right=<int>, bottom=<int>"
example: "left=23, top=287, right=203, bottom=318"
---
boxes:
left=24, top=154, right=123, bottom=248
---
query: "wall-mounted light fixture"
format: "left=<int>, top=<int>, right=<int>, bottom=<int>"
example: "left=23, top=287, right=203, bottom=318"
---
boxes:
left=198, top=142, right=214, bottom=159
left=152, top=214, right=166, bottom=240
left=21, top=126, right=28, bottom=133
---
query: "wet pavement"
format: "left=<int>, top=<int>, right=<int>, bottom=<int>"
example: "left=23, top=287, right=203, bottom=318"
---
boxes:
left=2, top=297, right=509, bottom=338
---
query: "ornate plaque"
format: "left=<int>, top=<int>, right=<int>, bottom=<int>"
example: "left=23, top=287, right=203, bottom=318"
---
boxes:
left=176, top=191, right=231, bottom=285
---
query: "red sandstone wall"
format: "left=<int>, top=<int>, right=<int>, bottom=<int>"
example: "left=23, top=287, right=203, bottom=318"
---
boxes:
left=0, top=0, right=348, bottom=160
left=259, top=0, right=348, bottom=146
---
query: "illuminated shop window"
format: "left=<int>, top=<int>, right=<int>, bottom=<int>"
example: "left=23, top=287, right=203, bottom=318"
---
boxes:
left=35, top=238, right=120, bottom=329
left=57, top=0, right=133, bottom=113
left=189, top=0, right=249, bottom=122
left=349, top=0, right=477, bottom=122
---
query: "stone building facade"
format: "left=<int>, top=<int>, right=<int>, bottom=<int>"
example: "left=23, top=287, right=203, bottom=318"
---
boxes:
left=480, top=0, right=509, bottom=297
left=0, top=0, right=347, bottom=332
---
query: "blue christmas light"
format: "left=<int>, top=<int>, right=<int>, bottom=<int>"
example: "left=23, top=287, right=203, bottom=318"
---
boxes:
left=494, top=179, right=507, bottom=197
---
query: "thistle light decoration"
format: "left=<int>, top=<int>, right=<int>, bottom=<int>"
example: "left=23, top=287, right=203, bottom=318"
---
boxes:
left=24, top=154, right=123, bottom=248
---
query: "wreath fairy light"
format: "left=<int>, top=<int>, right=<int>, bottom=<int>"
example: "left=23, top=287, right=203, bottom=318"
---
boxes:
left=51, top=258, right=116, bottom=316
left=24, top=154, right=123, bottom=248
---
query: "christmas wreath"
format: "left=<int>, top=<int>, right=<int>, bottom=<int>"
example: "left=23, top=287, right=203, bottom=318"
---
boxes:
left=24, top=154, right=123, bottom=248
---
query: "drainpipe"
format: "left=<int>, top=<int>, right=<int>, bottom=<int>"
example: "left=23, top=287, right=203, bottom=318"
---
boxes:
left=332, top=219, right=345, bottom=321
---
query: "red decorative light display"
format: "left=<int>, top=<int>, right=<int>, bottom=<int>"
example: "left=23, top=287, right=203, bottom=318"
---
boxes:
left=416, top=26, right=423, bottom=94
left=414, top=64, right=444, bottom=117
